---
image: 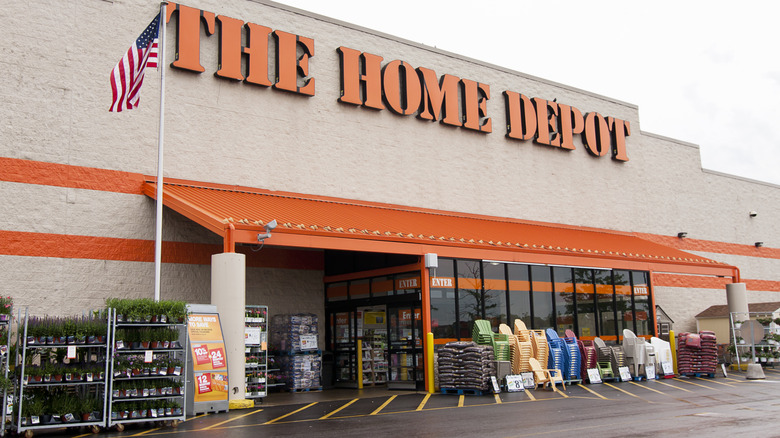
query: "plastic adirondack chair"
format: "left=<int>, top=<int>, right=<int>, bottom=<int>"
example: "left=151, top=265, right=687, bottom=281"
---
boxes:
left=622, top=329, right=646, bottom=377
left=509, top=320, right=533, bottom=373
left=545, top=329, right=566, bottom=376
left=528, top=357, right=565, bottom=390
left=578, top=339, right=598, bottom=380
left=530, top=330, right=549, bottom=365
left=593, top=337, right=615, bottom=380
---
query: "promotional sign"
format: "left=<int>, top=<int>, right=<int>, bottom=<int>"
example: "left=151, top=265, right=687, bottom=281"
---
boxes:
left=618, top=366, right=632, bottom=382
left=505, top=375, right=525, bottom=392
left=661, top=361, right=674, bottom=375
left=587, top=368, right=602, bottom=384
left=645, top=365, right=656, bottom=380
left=194, top=372, right=229, bottom=402
left=188, top=314, right=223, bottom=342
left=187, top=313, right=228, bottom=404
left=490, top=376, right=501, bottom=393
left=521, top=372, right=536, bottom=388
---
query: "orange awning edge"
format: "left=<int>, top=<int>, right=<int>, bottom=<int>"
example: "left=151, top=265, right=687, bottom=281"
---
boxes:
left=142, top=178, right=738, bottom=279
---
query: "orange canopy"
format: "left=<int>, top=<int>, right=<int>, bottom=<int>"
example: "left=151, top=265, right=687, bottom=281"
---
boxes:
left=143, top=178, right=737, bottom=279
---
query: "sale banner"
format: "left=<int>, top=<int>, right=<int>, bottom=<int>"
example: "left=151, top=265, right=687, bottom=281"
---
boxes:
left=196, top=372, right=213, bottom=394
left=209, top=346, right=226, bottom=369
left=187, top=314, right=224, bottom=342
left=192, top=343, right=211, bottom=366
left=193, top=372, right=229, bottom=403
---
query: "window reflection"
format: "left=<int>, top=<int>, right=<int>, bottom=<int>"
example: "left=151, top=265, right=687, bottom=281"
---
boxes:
left=531, top=266, right=554, bottom=329
left=482, top=262, right=507, bottom=330
left=553, top=267, right=575, bottom=336
left=595, top=270, right=616, bottom=337
left=457, top=260, right=482, bottom=338
left=508, top=264, right=532, bottom=329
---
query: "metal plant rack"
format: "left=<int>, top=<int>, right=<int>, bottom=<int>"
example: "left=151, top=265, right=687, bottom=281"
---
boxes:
left=107, top=310, right=188, bottom=432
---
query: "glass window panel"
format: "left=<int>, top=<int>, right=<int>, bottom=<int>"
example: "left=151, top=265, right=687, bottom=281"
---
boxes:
left=482, top=262, right=508, bottom=330
left=594, top=270, right=616, bottom=337
left=350, top=279, right=370, bottom=300
left=574, top=269, right=596, bottom=338
left=326, top=282, right=348, bottom=302
left=613, top=270, right=632, bottom=336
left=531, top=266, right=554, bottom=329
left=508, top=264, right=532, bottom=329
left=553, top=267, right=575, bottom=336
left=457, top=260, right=483, bottom=339
left=632, top=271, right=652, bottom=337
left=372, top=276, right=394, bottom=297
left=430, top=258, right=457, bottom=339
left=395, top=273, right=421, bottom=295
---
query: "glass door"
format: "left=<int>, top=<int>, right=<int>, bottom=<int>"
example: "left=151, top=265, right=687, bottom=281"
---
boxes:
left=331, top=310, right=358, bottom=387
left=387, top=304, right=423, bottom=389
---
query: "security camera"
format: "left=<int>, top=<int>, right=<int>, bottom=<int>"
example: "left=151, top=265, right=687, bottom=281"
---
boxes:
left=749, top=211, right=757, bottom=218
left=257, top=219, right=278, bottom=242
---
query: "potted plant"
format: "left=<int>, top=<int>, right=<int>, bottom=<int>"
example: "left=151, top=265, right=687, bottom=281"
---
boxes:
left=22, top=395, right=45, bottom=426
left=0, top=296, right=12, bottom=322
left=79, top=396, right=100, bottom=422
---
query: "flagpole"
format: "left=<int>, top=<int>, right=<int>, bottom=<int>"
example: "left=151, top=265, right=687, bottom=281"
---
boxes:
left=154, top=2, right=167, bottom=302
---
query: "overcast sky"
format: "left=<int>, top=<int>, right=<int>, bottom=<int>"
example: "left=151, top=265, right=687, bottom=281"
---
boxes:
left=275, top=0, right=780, bottom=186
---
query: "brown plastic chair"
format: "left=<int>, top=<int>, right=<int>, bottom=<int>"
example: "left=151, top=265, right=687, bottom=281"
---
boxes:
left=528, top=357, right=565, bottom=390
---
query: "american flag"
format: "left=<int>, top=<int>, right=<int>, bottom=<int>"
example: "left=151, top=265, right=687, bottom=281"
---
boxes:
left=109, top=13, right=161, bottom=112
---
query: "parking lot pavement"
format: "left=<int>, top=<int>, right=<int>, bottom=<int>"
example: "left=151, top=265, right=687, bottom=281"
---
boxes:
left=24, top=368, right=780, bottom=437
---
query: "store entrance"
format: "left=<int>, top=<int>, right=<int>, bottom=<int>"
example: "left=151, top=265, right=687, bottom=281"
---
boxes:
left=328, top=297, right=423, bottom=390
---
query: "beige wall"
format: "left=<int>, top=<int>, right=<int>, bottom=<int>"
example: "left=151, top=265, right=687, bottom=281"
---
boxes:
left=0, top=0, right=778, bottom=330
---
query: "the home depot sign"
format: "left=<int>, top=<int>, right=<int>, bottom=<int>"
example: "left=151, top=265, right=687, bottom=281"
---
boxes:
left=165, top=2, right=630, bottom=162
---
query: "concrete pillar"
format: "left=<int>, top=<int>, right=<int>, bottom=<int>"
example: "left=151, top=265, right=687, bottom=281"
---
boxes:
left=727, top=283, right=749, bottom=323
left=211, top=252, right=246, bottom=400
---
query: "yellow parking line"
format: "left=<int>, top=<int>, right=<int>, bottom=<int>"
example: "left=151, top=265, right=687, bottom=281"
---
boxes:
left=129, top=428, right=162, bottom=436
left=458, top=395, right=465, bottom=407
left=264, top=402, right=317, bottom=424
left=200, top=409, right=262, bottom=430
left=576, top=383, right=608, bottom=400
left=602, top=382, right=652, bottom=403
left=320, top=398, right=358, bottom=420
left=696, top=377, right=735, bottom=387
left=370, top=395, right=397, bottom=415
left=494, top=393, right=502, bottom=404
left=630, top=381, right=666, bottom=395
left=416, top=393, right=431, bottom=411
left=555, top=387, right=569, bottom=398
left=656, top=380, right=692, bottom=392
left=673, top=378, right=718, bottom=390
left=525, top=390, right=536, bottom=401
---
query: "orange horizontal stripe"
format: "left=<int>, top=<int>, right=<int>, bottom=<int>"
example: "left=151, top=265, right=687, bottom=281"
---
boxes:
left=0, top=157, right=145, bottom=194
left=0, top=230, right=323, bottom=270
left=0, top=159, right=772, bottom=265
left=654, top=273, right=780, bottom=292
left=636, top=232, right=780, bottom=260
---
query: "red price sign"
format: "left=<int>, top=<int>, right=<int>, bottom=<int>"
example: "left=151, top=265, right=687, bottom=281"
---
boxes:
left=196, top=373, right=212, bottom=394
left=209, top=347, right=226, bottom=369
left=193, top=344, right=211, bottom=365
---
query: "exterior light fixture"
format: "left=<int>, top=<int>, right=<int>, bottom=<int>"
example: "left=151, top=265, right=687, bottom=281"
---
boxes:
left=749, top=211, right=758, bottom=217
left=755, top=242, right=764, bottom=248
left=677, top=232, right=687, bottom=239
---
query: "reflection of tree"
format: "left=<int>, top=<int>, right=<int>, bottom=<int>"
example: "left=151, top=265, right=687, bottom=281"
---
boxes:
left=457, top=261, right=499, bottom=336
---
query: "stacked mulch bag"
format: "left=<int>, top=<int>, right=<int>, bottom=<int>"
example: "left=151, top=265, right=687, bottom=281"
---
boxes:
left=437, top=341, right=496, bottom=391
left=677, top=331, right=718, bottom=375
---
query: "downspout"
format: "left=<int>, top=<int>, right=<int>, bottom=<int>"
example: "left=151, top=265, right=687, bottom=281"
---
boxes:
left=224, top=223, right=236, bottom=253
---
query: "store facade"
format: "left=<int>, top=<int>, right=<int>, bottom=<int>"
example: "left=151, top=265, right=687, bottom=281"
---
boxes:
left=3, top=0, right=779, bottom=396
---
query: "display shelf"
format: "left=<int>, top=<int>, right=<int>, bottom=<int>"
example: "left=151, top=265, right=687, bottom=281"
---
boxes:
left=13, top=307, right=111, bottom=437
left=359, top=329, right=387, bottom=386
left=108, top=311, right=187, bottom=431
left=245, top=305, right=268, bottom=399
left=0, top=310, right=10, bottom=437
